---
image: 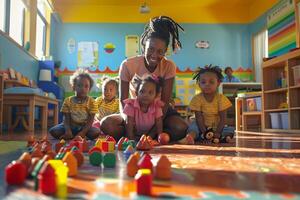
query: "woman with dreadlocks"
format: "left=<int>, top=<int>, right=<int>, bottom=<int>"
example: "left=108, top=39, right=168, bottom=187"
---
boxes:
left=100, top=16, right=188, bottom=142
left=183, top=65, right=235, bottom=144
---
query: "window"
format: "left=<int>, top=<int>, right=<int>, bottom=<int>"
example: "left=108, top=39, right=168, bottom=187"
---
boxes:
left=0, top=0, right=5, bottom=31
left=36, top=14, right=46, bottom=59
left=9, top=0, right=26, bottom=46
left=253, top=29, right=268, bottom=82
left=36, top=0, right=49, bottom=59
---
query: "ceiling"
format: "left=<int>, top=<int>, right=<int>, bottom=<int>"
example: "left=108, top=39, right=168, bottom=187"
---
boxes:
left=50, top=0, right=278, bottom=23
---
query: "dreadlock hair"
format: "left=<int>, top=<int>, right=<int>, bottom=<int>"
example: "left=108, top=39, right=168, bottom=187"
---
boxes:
left=70, top=68, right=94, bottom=90
left=193, top=64, right=224, bottom=83
left=132, top=74, right=164, bottom=96
left=140, top=16, right=184, bottom=53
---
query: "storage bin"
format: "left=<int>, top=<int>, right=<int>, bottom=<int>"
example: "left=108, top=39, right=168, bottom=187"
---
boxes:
left=293, top=65, right=300, bottom=86
left=280, top=112, right=288, bottom=129
left=270, top=113, right=281, bottom=129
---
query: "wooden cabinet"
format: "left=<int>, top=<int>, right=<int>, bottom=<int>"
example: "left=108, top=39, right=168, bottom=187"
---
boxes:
left=236, top=92, right=262, bottom=132
left=0, top=74, right=3, bottom=133
left=262, top=49, right=300, bottom=133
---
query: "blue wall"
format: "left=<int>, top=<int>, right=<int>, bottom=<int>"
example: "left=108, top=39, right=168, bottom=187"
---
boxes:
left=51, top=22, right=252, bottom=71
left=0, top=33, right=39, bottom=81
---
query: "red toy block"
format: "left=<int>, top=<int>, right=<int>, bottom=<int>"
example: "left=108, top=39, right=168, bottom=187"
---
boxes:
left=55, top=139, right=66, bottom=153
left=69, top=140, right=83, bottom=152
left=116, top=137, right=127, bottom=150
left=102, top=141, right=109, bottom=152
left=27, top=135, right=36, bottom=147
left=31, top=147, right=43, bottom=158
left=5, top=160, right=27, bottom=185
left=138, top=154, right=153, bottom=172
left=38, top=162, right=56, bottom=195
left=136, top=135, right=152, bottom=151
left=18, top=152, right=32, bottom=171
left=135, top=169, right=152, bottom=196
left=88, top=147, right=102, bottom=155
left=105, top=135, right=116, bottom=144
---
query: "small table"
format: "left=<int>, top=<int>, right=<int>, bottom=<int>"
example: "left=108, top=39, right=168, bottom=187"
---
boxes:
left=3, top=93, right=59, bottom=132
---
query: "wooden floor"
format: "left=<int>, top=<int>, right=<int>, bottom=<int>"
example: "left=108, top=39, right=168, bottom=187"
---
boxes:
left=1, top=130, right=300, bottom=199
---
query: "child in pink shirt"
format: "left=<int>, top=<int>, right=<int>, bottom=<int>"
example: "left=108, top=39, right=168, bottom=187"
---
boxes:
left=123, top=74, right=164, bottom=140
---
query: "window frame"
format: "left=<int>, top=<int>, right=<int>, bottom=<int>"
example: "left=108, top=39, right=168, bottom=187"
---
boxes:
left=36, top=8, right=47, bottom=58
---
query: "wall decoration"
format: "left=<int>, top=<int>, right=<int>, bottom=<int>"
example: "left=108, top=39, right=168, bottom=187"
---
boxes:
left=125, top=35, right=139, bottom=58
left=195, top=41, right=210, bottom=49
left=67, top=38, right=76, bottom=54
left=78, top=41, right=99, bottom=69
left=267, top=0, right=296, bottom=57
left=8, top=68, right=16, bottom=79
left=104, top=43, right=116, bottom=53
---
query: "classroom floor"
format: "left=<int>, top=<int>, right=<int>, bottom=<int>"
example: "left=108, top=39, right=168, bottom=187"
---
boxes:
left=1, top=130, right=300, bottom=199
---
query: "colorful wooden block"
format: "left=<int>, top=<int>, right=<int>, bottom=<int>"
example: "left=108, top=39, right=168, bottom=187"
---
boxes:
left=155, top=155, right=171, bottom=180
left=62, top=152, right=78, bottom=177
left=89, top=152, right=102, bottom=166
left=127, top=154, right=139, bottom=177
left=38, top=162, right=57, bottom=195
left=5, top=161, right=27, bottom=185
left=135, top=169, right=152, bottom=196
left=138, top=154, right=153, bottom=172
left=103, top=153, right=116, bottom=168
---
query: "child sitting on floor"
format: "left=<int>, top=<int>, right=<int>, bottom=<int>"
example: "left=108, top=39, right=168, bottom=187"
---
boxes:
left=49, top=69, right=100, bottom=140
left=123, top=74, right=164, bottom=141
left=93, top=76, right=119, bottom=129
left=182, top=65, right=234, bottom=144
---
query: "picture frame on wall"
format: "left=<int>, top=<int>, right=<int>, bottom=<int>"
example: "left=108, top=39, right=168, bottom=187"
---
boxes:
left=8, top=68, right=16, bottom=80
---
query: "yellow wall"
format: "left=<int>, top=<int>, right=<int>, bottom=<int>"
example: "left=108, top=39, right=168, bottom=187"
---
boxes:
left=52, top=0, right=278, bottom=23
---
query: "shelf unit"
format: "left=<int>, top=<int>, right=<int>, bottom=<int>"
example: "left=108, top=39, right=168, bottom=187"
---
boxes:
left=235, top=92, right=262, bottom=132
left=262, top=49, right=300, bottom=133
left=0, top=74, right=3, bottom=133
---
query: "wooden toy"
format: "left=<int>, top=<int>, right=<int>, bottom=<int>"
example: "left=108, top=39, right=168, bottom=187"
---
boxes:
left=158, top=133, right=170, bottom=145
left=140, top=152, right=152, bottom=160
left=89, top=148, right=102, bottom=166
left=116, top=137, right=128, bottom=150
left=136, top=135, right=152, bottom=151
left=18, top=152, right=32, bottom=171
left=135, top=169, right=152, bottom=196
left=133, top=151, right=140, bottom=161
left=28, top=157, right=40, bottom=175
left=72, top=149, right=84, bottom=167
left=41, top=141, right=52, bottom=154
left=5, top=161, right=27, bottom=185
left=155, top=155, right=171, bottom=180
left=147, top=136, right=159, bottom=146
left=127, top=154, right=139, bottom=177
left=55, top=139, right=66, bottom=153
left=48, top=160, right=68, bottom=186
left=103, top=153, right=116, bottom=168
left=105, top=135, right=116, bottom=144
left=138, top=153, right=153, bottom=172
left=45, top=150, right=56, bottom=160
left=69, top=140, right=83, bottom=152
left=27, top=135, right=35, bottom=147
left=31, top=147, right=43, bottom=158
left=31, top=155, right=50, bottom=190
left=124, top=145, right=134, bottom=160
left=62, top=152, right=78, bottom=176
left=38, top=162, right=56, bottom=195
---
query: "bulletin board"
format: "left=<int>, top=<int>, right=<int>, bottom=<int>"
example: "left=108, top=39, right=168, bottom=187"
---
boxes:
left=268, top=0, right=297, bottom=57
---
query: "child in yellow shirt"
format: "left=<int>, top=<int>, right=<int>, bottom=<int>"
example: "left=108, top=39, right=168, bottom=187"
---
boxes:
left=182, top=65, right=234, bottom=144
left=92, top=76, right=119, bottom=129
left=49, top=69, right=100, bottom=140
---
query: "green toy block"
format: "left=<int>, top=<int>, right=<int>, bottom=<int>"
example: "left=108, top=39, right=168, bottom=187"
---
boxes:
left=89, top=152, right=102, bottom=166
left=127, top=140, right=136, bottom=148
left=122, top=141, right=130, bottom=151
left=103, top=153, right=116, bottom=168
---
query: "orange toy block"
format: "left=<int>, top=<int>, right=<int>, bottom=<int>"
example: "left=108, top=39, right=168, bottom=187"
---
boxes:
left=18, top=152, right=32, bottom=171
left=62, top=152, right=78, bottom=177
left=136, top=135, right=152, bottom=151
left=127, top=154, right=139, bottom=177
left=31, top=147, right=43, bottom=158
left=155, top=155, right=172, bottom=180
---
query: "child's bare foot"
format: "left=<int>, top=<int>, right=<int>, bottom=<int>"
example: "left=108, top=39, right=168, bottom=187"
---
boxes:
left=178, top=133, right=195, bottom=145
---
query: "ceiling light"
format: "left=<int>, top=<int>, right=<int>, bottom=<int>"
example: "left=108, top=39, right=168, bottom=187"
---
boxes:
left=139, top=2, right=150, bottom=14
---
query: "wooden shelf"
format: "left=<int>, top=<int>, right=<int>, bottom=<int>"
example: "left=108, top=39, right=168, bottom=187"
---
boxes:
left=243, top=111, right=262, bottom=116
left=290, top=107, right=300, bottom=110
left=262, top=49, right=300, bottom=133
left=264, top=88, right=288, bottom=94
left=289, top=85, right=300, bottom=89
left=264, top=108, right=288, bottom=112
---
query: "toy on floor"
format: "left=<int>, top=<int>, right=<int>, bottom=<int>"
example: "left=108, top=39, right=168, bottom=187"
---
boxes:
left=127, top=154, right=139, bottom=177
left=124, top=145, right=135, bottom=160
left=89, top=147, right=102, bottom=166
left=5, top=160, right=27, bottom=185
left=38, top=162, right=57, bottom=195
left=103, top=153, right=116, bottom=168
left=62, top=152, right=78, bottom=176
left=116, top=137, right=129, bottom=150
left=71, top=147, right=84, bottom=167
left=155, top=155, right=171, bottom=180
left=135, top=169, right=152, bottom=196
left=55, top=139, right=66, bottom=153
left=136, top=135, right=152, bottom=151
left=138, top=153, right=153, bottom=172
left=158, top=133, right=170, bottom=145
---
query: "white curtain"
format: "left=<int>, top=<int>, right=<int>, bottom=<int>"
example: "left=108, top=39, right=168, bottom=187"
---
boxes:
left=253, top=29, right=268, bottom=82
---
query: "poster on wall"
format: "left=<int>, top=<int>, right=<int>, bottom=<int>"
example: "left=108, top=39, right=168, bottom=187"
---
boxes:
left=267, top=0, right=296, bottom=57
left=78, top=41, right=99, bottom=69
left=67, top=38, right=76, bottom=54
left=125, top=35, right=139, bottom=58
